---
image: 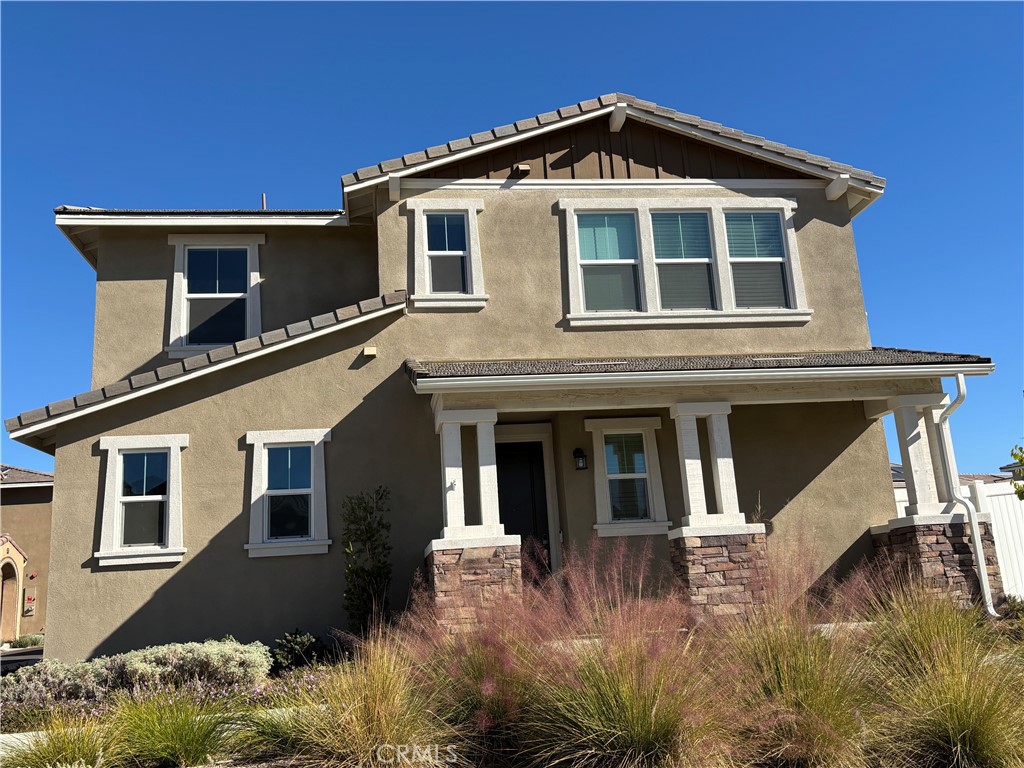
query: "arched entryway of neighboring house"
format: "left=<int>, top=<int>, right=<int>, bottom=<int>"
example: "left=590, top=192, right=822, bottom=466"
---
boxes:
left=1, top=559, right=22, bottom=641
left=0, top=534, right=29, bottom=642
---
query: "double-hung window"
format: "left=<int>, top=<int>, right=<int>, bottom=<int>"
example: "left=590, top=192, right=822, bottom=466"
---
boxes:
left=265, top=445, right=314, bottom=541
left=245, top=429, right=332, bottom=557
left=96, top=434, right=189, bottom=567
left=426, top=213, right=469, bottom=294
left=651, top=212, right=715, bottom=310
left=407, top=199, right=487, bottom=309
left=725, top=212, right=790, bottom=309
left=167, top=235, right=263, bottom=354
left=560, top=198, right=807, bottom=327
left=584, top=417, right=669, bottom=537
left=120, top=451, right=169, bottom=547
left=576, top=213, right=641, bottom=312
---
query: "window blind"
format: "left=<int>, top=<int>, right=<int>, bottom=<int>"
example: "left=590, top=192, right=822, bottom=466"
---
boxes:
left=577, top=213, right=638, bottom=261
left=732, top=263, right=789, bottom=308
left=651, top=212, right=712, bottom=260
left=724, top=212, right=785, bottom=259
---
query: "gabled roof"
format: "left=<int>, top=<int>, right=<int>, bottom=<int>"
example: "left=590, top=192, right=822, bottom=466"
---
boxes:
left=6, top=291, right=408, bottom=450
left=0, top=465, right=54, bottom=485
left=342, top=92, right=886, bottom=194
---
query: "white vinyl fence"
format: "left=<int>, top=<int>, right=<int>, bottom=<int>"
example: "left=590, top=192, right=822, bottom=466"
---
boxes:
left=894, top=482, right=1024, bottom=599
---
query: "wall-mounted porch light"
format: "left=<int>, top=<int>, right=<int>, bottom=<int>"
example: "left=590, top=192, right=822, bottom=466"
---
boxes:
left=573, top=448, right=588, bottom=471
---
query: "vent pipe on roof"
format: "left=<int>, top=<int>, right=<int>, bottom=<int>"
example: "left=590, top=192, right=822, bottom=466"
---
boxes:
left=261, top=193, right=267, bottom=211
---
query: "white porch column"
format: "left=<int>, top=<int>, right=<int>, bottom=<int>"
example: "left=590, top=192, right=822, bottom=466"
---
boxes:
left=707, top=411, right=746, bottom=526
left=669, top=405, right=709, bottom=526
left=428, top=408, right=518, bottom=555
left=924, top=405, right=952, bottom=503
left=438, top=422, right=466, bottom=538
left=667, top=402, right=750, bottom=534
left=475, top=419, right=505, bottom=536
left=889, top=395, right=952, bottom=516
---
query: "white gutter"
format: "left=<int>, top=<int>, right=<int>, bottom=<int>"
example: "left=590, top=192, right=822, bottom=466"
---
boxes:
left=936, top=373, right=999, bottom=618
left=411, top=363, right=995, bottom=394
left=55, top=214, right=347, bottom=227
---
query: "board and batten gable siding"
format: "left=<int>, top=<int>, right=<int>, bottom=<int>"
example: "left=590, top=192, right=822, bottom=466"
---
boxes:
left=409, top=120, right=815, bottom=182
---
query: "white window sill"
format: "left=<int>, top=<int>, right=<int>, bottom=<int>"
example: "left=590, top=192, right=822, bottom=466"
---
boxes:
left=410, top=294, right=489, bottom=310
left=94, top=547, right=186, bottom=567
left=244, top=539, right=332, bottom=558
left=594, top=520, right=671, bottom=538
left=566, top=309, right=813, bottom=329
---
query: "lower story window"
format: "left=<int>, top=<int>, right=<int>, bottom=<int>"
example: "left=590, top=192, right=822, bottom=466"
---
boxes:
left=266, top=445, right=313, bottom=540
left=96, top=434, right=189, bottom=567
left=120, top=451, right=168, bottom=546
left=584, top=417, right=669, bottom=537
left=245, top=429, right=332, bottom=557
left=603, top=433, right=650, bottom=521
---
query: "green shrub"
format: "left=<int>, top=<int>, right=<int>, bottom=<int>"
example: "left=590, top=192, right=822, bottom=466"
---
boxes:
left=9, top=634, right=44, bottom=648
left=108, top=687, right=239, bottom=768
left=0, top=637, right=271, bottom=712
left=518, top=633, right=729, bottom=768
left=271, top=628, right=328, bottom=672
left=867, top=583, right=1024, bottom=767
left=238, top=633, right=465, bottom=767
left=3, top=710, right=116, bottom=768
left=727, top=610, right=870, bottom=768
left=342, top=486, right=393, bottom=635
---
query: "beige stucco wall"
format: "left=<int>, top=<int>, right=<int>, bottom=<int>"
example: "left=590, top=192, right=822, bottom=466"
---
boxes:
left=44, top=293, right=932, bottom=659
left=90, top=226, right=378, bottom=386
left=0, top=486, right=52, bottom=636
left=90, top=183, right=869, bottom=389
left=375, top=185, right=872, bottom=359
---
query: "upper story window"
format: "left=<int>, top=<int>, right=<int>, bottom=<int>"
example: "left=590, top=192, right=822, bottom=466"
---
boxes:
left=576, top=213, right=641, bottom=312
left=406, top=198, right=487, bottom=309
left=96, top=434, right=189, bottom=567
left=724, top=212, right=789, bottom=309
left=651, top=212, right=715, bottom=310
left=559, top=198, right=809, bottom=328
left=167, top=235, right=263, bottom=356
left=426, top=213, right=469, bottom=293
left=244, top=428, right=332, bottom=558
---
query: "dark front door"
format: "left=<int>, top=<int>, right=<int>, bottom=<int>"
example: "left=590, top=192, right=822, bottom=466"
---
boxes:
left=496, top=441, right=551, bottom=573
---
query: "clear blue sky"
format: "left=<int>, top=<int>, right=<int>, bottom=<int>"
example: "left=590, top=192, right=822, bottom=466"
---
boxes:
left=2, top=2, right=1021, bottom=475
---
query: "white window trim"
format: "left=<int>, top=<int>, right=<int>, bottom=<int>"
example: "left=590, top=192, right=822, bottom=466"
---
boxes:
left=584, top=417, right=669, bottom=537
left=167, top=234, right=264, bottom=356
left=559, top=198, right=810, bottom=328
left=244, top=428, right=331, bottom=558
left=406, top=198, right=488, bottom=309
left=96, top=434, right=189, bottom=567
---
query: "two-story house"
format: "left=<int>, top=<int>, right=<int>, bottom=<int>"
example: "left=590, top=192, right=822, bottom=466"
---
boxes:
left=6, top=94, right=999, bottom=660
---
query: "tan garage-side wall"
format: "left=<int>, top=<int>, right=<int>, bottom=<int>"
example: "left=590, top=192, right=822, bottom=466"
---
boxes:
left=375, top=185, right=872, bottom=357
left=0, top=486, right=52, bottom=636
left=90, top=226, right=378, bottom=386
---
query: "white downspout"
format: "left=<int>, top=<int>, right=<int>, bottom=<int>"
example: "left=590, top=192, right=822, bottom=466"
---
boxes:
left=936, top=373, right=999, bottom=618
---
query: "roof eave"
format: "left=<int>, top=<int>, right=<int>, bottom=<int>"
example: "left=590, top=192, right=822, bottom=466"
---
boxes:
left=410, top=362, right=995, bottom=394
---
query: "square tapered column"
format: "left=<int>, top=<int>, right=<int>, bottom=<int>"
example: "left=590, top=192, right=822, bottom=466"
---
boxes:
left=475, top=419, right=505, bottom=537
left=891, top=397, right=951, bottom=517
left=438, top=422, right=466, bottom=538
left=707, top=412, right=745, bottom=525
left=670, top=405, right=709, bottom=526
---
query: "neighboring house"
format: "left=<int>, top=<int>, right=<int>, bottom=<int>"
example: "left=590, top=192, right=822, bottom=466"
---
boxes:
left=890, top=463, right=1011, bottom=489
left=4, top=93, right=1000, bottom=660
left=0, top=465, right=53, bottom=641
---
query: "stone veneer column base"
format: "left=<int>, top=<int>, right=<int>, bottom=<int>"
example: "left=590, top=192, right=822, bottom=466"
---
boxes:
left=872, top=515, right=1004, bottom=608
left=668, top=524, right=768, bottom=618
left=425, top=539, right=522, bottom=632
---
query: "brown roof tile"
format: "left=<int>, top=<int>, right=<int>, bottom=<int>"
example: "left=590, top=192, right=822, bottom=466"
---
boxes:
left=340, top=93, right=886, bottom=191
left=6, top=292, right=408, bottom=435
left=405, top=347, right=991, bottom=382
left=0, top=465, right=54, bottom=484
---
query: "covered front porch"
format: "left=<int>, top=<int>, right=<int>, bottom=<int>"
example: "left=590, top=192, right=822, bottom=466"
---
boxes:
left=403, top=349, right=996, bottom=624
